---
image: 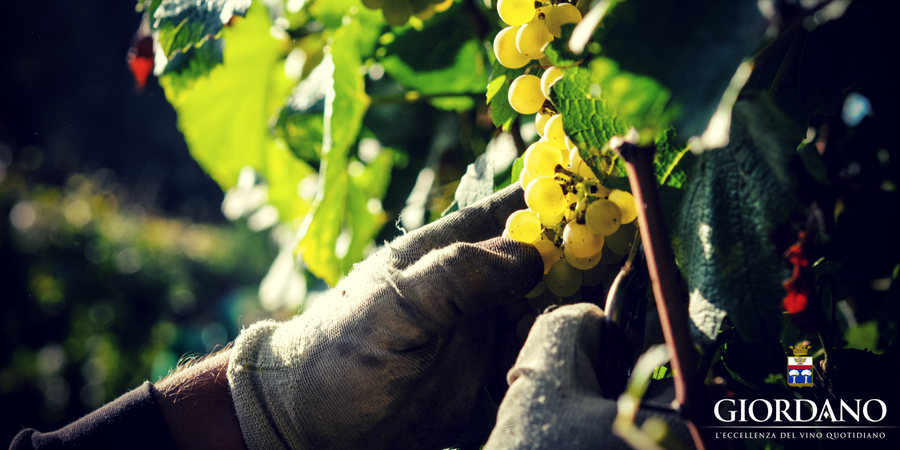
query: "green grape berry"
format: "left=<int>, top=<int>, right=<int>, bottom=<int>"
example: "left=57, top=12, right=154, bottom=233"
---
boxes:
left=608, top=189, right=638, bottom=224
left=506, top=209, right=542, bottom=243
left=493, top=27, right=531, bottom=69
left=545, top=3, right=582, bottom=37
left=545, top=259, right=582, bottom=297
left=525, top=176, right=567, bottom=217
left=585, top=199, right=622, bottom=236
left=523, top=141, right=562, bottom=178
left=508, top=74, right=544, bottom=115
left=543, top=114, right=567, bottom=151
left=562, top=222, right=604, bottom=258
left=605, top=221, right=636, bottom=255
left=516, top=19, right=553, bottom=59
left=497, top=0, right=535, bottom=27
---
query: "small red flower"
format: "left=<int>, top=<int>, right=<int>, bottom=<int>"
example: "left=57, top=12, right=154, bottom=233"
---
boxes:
left=127, top=35, right=154, bottom=90
left=782, top=231, right=819, bottom=329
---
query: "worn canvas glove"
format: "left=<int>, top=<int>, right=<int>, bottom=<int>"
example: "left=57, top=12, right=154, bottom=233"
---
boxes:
left=227, top=184, right=543, bottom=450
left=486, top=303, right=692, bottom=449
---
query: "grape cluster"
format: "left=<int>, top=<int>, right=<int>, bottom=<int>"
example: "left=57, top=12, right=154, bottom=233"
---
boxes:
left=492, top=0, right=582, bottom=73
left=505, top=139, right=639, bottom=304
left=495, top=1, right=639, bottom=319
left=362, top=0, right=454, bottom=26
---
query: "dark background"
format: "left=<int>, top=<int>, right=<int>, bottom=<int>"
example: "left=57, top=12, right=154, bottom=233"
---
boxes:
left=0, top=1, right=279, bottom=443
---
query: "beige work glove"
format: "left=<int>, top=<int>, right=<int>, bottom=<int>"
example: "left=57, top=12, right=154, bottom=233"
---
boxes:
left=227, top=184, right=543, bottom=450
left=486, top=303, right=693, bottom=449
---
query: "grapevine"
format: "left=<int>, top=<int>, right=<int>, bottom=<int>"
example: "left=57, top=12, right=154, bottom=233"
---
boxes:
left=496, top=0, right=640, bottom=312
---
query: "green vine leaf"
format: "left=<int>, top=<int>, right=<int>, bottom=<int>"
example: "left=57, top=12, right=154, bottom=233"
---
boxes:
left=159, top=3, right=313, bottom=223
left=675, top=96, right=803, bottom=344
left=379, top=6, right=488, bottom=110
left=295, top=20, right=373, bottom=286
left=153, top=0, right=251, bottom=59
left=549, top=57, right=677, bottom=149
left=654, top=129, right=692, bottom=189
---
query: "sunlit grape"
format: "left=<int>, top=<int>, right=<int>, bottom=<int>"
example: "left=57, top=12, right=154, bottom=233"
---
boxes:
left=508, top=74, right=544, bottom=114
left=493, top=27, right=531, bottom=69
left=609, top=189, right=638, bottom=224
left=585, top=199, right=622, bottom=236
left=545, top=3, right=582, bottom=37
left=505, top=209, right=542, bottom=243
left=523, top=142, right=563, bottom=178
left=537, top=209, right=564, bottom=228
left=543, top=114, right=567, bottom=151
left=498, top=0, right=535, bottom=27
left=525, top=176, right=567, bottom=217
left=562, top=222, right=604, bottom=258
left=516, top=19, right=553, bottom=59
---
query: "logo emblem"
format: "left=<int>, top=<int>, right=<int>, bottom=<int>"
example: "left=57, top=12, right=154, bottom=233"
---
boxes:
left=787, top=344, right=813, bottom=387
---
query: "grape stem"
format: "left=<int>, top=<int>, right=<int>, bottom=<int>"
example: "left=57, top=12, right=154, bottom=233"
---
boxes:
left=618, top=142, right=715, bottom=450
left=555, top=165, right=584, bottom=183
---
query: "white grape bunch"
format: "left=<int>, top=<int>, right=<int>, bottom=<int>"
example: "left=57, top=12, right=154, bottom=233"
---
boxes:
left=494, top=1, right=640, bottom=321
left=504, top=137, right=640, bottom=315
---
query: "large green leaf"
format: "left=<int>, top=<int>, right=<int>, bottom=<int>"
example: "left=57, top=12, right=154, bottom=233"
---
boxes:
left=593, top=0, right=769, bottom=140
left=153, top=0, right=251, bottom=59
left=379, top=6, right=488, bottom=108
left=548, top=59, right=686, bottom=192
left=742, top=1, right=900, bottom=129
left=674, top=96, right=803, bottom=344
left=550, top=58, right=676, bottom=149
left=159, top=3, right=313, bottom=223
left=295, top=20, right=373, bottom=286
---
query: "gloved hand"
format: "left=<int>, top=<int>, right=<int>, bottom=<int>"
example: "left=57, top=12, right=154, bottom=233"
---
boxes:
left=485, top=303, right=692, bottom=449
left=227, top=184, right=543, bottom=450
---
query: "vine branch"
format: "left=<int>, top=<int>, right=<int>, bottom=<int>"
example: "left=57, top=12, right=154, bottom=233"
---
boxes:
left=618, top=142, right=714, bottom=450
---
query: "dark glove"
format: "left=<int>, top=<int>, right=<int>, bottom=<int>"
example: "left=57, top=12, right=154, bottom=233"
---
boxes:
left=227, top=184, right=543, bottom=449
left=486, top=303, right=692, bottom=449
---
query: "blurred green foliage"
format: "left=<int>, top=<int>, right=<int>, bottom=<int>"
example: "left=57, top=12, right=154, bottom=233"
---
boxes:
left=0, top=164, right=278, bottom=434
